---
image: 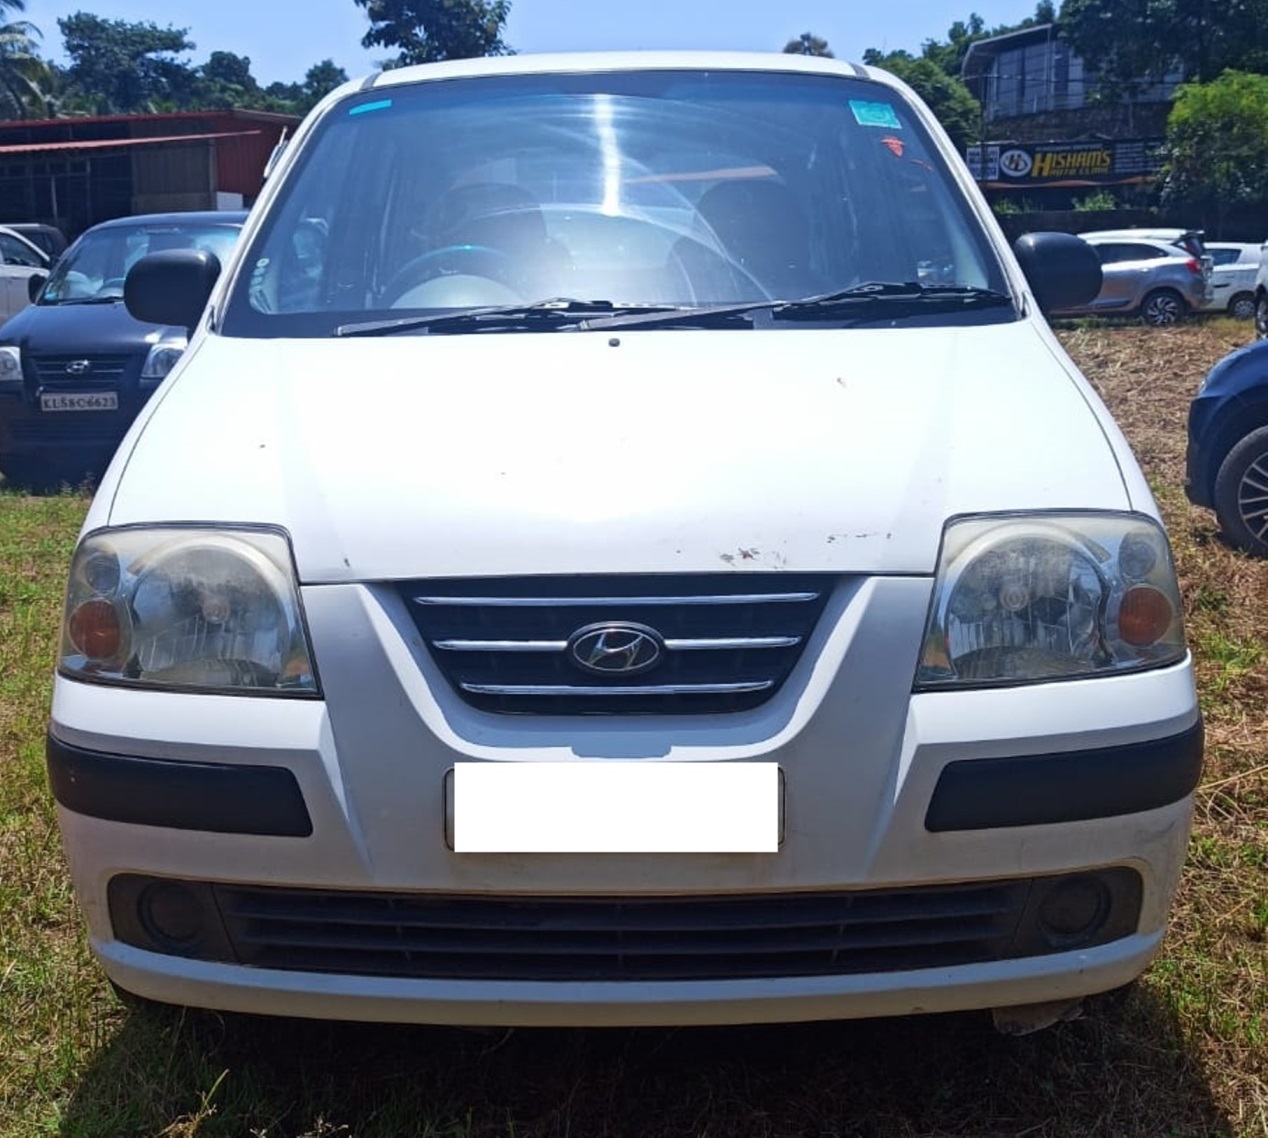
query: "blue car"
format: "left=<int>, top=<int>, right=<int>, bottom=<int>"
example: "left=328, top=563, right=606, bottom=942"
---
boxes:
left=1186, top=340, right=1268, bottom=555
left=0, top=211, right=246, bottom=489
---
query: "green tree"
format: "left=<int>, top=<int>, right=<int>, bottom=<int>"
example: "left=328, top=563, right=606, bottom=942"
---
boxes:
left=353, top=0, right=511, bottom=66
left=782, top=32, right=833, bottom=57
left=58, top=12, right=197, bottom=113
left=860, top=52, right=981, bottom=151
left=0, top=0, right=45, bottom=119
left=1057, top=0, right=1268, bottom=87
left=302, top=59, right=349, bottom=106
left=1160, top=69, right=1268, bottom=230
left=196, top=50, right=259, bottom=108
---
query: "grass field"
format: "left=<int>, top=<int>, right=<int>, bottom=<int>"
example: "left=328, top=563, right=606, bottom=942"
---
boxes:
left=1, top=320, right=1265, bottom=1137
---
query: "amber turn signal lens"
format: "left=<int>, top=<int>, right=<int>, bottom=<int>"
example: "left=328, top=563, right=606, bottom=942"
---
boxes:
left=1118, top=585, right=1174, bottom=647
left=68, top=598, right=122, bottom=661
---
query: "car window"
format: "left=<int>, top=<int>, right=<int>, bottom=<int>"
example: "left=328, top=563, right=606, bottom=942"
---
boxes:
left=0, top=232, right=43, bottom=268
left=40, top=222, right=241, bottom=304
left=1209, top=248, right=1239, bottom=266
left=223, top=70, right=1009, bottom=336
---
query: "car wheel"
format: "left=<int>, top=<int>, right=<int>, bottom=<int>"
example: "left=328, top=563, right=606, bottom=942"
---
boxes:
left=1229, top=292, right=1256, bottom=321
left=1257, top=295, right=1268, bottom=339
left=1140, top=289, right=1186, bottom=327
left=1213, top=425, right=1268, bottom=556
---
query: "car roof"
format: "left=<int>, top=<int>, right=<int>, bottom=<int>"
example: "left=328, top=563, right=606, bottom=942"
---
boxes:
left=1079, top=228, right=1203, bottom=241
left=0, top=224, right=49, bottom=263
left=85, top=211, right=249, bottom=233
left=362, top=50, right=878, bottom=91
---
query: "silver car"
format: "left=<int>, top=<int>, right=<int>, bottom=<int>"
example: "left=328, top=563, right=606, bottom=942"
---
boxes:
left=1203, top=242, right=1258, bottom=319
left=1053, top=232, right=1210, bottom=326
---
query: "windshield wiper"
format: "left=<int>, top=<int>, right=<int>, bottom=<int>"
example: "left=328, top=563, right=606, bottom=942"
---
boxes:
left=580, top=283, right=1015, bottom=332
left=335, top=299, right=683, bottom=337
left=45, top=296, right=124, bottom=307
left=771, top=282, right=1015, bottom=323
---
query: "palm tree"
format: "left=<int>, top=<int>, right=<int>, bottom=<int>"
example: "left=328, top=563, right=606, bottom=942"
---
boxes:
left=0, top=0, right=45, bottom=120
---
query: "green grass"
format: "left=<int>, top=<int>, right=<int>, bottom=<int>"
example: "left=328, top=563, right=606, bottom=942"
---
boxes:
left=3, top=321, right=1268, bottom=1137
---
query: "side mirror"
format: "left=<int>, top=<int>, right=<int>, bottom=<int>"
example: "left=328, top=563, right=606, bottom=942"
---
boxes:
left=1012, top=231, right=1103, bottom=314
left=27, top=272, right=47, bottom=303
left=125, top=249, right=222, bottom=332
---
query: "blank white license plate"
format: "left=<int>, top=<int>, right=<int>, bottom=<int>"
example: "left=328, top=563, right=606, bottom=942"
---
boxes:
left=40, top=391, right=118, bottom=412
left=452, top=762, right=780, bottom=853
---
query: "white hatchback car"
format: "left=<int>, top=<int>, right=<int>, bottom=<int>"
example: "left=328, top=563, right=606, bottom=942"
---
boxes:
left=1203, top=241, right=1259, bottom=319
left=48, top=52, right=1201, bottom=1032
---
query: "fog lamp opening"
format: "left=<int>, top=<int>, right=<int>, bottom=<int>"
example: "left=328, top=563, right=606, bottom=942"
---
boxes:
left=1037, top=875, right=1110, bottom=948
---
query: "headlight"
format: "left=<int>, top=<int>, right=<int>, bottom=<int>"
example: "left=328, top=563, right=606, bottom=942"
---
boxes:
left=916, top=513, right=1186, bottom=689
left=59, top=528, right=317, bottom=696
left=0, top=345, right=21, bottom=381
left=140, top=335, right=188, bottom=381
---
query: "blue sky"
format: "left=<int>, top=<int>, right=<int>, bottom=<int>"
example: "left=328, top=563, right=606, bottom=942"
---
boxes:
left=18, top=0, right=1036, bottom=86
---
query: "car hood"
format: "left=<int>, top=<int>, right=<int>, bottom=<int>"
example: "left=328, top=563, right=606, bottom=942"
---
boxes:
left=105, top=322, right=1130, bottom=580
left=0, top=300, right=168, bottom=352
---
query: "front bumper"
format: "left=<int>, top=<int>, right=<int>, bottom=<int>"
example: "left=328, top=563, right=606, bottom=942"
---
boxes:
left=49, top=576, right=1202, bottom=1025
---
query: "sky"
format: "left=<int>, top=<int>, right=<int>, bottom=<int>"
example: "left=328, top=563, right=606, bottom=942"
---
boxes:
left=16, top=0, right=1038, bottom=87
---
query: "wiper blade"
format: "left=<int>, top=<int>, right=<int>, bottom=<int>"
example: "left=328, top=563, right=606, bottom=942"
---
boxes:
left=47, top=296, right=123, bottom=306
left=772, top=282, right=1015, bottom=323
left=335, top=299, right=681, bottom=337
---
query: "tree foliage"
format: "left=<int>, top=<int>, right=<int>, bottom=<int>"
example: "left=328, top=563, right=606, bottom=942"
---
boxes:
left=1161, top=69, right=1268, bottom=225
left=783, top=32, right=833, bottom=57
left=860, top=51, right=981, bottom=151
left=353, top=0, right=511, bottom=66
left=1057, top=0, right=1268, bottom=87
left=58, top=12, right=197, bottom=113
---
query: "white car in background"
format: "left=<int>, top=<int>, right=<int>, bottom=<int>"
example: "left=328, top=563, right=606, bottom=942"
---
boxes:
left=0, top=224, right=49, bottom=325
left=1202, top=242, right=1258, bottom=320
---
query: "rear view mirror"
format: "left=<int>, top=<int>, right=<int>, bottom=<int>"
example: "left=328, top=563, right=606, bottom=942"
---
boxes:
left=27, top=272, right=47, bottom=303
left=125, top=250, right=222, bottom=332
left=1013, top=232, right=1103, bottom=314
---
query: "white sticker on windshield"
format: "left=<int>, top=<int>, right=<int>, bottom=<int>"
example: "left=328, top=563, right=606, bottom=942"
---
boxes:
left=849, top=100, right=903, bottom=129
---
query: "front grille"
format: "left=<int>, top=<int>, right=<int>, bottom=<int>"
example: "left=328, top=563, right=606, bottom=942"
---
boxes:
left=213, top=880, right=1036, bottom=981
left=29, top=353, right=134, bottom=389
left=400, top=574, right=835, bottom=714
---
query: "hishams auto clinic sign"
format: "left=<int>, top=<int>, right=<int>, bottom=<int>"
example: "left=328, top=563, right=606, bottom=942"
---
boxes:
left=966, top=140, right=1165, bottom=187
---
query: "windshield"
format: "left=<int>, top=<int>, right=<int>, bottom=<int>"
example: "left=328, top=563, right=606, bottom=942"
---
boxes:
left=223, top=69, right=1009, bottom=336
left=40, top=220, right=242, bottom=305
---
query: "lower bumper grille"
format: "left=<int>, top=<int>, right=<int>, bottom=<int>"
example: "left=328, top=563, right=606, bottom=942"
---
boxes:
left=109, top=871, right=1143, bottom=981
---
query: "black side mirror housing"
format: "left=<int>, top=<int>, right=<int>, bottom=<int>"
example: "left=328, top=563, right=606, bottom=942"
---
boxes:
left=124, top=249, right=223, bottom=332
left=1012, top=231, right=1103, bottom=315
left=27, top=272, right=47, bottom=303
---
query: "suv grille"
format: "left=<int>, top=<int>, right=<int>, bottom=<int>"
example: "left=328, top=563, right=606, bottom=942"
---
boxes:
left=30, top=353, right=133, bottom=389
left=399, top=574, right=835, bottom=714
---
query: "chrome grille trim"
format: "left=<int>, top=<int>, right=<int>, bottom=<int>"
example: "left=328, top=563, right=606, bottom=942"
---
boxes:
left=414, top=592, right=820, bottom=607
left=433, top=639, right=568, bottom=652
left=460, top=680, right=775, bottom=697
left=433, top=635, right=801, bottom=653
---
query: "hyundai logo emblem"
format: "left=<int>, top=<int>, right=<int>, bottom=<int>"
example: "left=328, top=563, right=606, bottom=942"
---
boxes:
left=65, top=360, right=92, bottom=376
left=567, top=622, right=665, bottom=676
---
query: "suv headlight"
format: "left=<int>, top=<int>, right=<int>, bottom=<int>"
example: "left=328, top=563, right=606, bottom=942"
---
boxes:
left=59, top=528, right=317, bottom=696
left=916, top=513, right=1186, bottom=689
left=0, top=345, right=21, bottom=381
left=140, top=334, right=189, bottom=381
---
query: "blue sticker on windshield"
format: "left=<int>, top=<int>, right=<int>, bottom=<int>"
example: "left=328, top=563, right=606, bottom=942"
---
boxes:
left=849, top=100, right=903, bottom=129
left=349, top=99, right=393, bottom=116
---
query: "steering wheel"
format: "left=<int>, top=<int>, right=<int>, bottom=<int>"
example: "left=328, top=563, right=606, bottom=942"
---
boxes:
left=381, top=244, right=513, bottom=306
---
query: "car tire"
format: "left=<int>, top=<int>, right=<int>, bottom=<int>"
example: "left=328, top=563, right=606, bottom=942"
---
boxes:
left=1213, top=424, right=1268, bottom=556
left=1140, top=288, right=1186, bottom=327
left=1229, top=292, right=1256, bottom=321
left=1257, top=295, right=1268, bottom=340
